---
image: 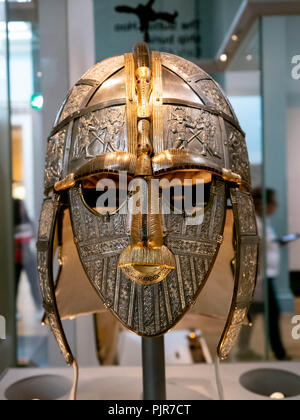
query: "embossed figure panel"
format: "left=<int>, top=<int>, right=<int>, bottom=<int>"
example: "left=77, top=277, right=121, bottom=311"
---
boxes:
left=224, top=122, right=251, bottom=186
left=59, top=85, right=93, bottom=123
left=162, top=52, right=210, bottom=80
left=81, top=55, right=125, bottom=83
left=38, top=199, right=56, bottom=240
left=69, top=106, right=127, bottom=171
left=196, top=79, right=233, bottom=116
left=44, top=128, right=67, bottom=190
left=236, top=194, right=257, bottom=236
left=164, top=105, right=224, bottom=162
left=237, top=239, right=259, bottom=302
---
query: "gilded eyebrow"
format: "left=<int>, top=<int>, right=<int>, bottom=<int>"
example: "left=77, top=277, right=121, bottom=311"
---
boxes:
left=152, top=149, right=222, bottom=176
left=55, top=152, right=137, bottom=192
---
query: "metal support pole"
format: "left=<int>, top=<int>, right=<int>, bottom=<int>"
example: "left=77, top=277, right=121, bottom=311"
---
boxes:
left=142, top=336, right=166, bottom=400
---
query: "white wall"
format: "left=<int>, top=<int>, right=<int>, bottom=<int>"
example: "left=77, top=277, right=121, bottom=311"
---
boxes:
left=67, top=0, right=95, bottom=87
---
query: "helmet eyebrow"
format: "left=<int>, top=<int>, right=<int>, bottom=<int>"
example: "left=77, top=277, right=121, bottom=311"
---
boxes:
left=152, top=149, right=242, bottom=187
left=54, top=152, right=137, bottom=192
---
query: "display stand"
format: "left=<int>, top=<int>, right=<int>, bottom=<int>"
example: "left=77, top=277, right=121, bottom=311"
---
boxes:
left=142, top=336, right=166, bottom=400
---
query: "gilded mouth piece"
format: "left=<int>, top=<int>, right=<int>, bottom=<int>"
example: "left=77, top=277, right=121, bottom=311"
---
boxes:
left=118, top=245, right=175, bottom=285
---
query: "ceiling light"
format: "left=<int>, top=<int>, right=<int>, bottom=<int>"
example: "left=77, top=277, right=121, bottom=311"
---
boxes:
left=231, top=34, right=239, bottom=42
left=220, top=54, right=228, bottom=63
left=246, top=54, right=253, bottom=61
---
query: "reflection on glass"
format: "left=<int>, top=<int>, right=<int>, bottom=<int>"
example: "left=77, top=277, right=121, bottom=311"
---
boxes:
left=225, top=16, right=300, bottom=363
left=224, top=21, right=265, bottom=362
left=4, top=2, right=300, bottom=370
left=8, top=15, right=46, bottom=367
left=252, top=187, right=290, bottom=361
left=262, top=15, right=300, bottom=362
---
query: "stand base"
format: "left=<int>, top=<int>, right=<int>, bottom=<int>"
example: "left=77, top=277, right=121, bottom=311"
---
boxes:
left=142, top=336, right=166, bottom=400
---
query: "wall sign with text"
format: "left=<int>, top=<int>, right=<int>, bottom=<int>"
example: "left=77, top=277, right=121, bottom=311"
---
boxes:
left=94, top=0, right=202, bottom=61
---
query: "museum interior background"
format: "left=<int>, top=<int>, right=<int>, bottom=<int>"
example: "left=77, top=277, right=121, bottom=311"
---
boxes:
left=1, top=0, right=300, bottom=373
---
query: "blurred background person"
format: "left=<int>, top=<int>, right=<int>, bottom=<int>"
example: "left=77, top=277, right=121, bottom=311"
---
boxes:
left=13, top=199, right=42, bottom=316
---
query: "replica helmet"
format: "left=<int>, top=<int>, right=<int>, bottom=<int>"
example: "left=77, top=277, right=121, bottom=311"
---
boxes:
left=37, top=43, right=259, bottom=390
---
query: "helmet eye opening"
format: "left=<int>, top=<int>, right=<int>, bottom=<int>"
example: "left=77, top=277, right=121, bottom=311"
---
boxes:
left=79, top=179, right=128, bottom=217
left=160, top=180, right=213, bottom=215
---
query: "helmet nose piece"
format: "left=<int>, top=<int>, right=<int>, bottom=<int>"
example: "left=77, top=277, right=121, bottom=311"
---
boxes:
left=118, top=173, right=175, bottom=285
left=118, top=111, right=175, bottom=285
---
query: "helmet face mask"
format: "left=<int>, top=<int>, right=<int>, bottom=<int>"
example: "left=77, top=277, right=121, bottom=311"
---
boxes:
left=38, top=43, right=259, bottom=376
left=67, top=174, right=227, bottom=336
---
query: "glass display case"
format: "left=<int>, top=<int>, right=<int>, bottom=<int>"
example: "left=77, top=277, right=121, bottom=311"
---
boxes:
left=1, top=1, right=300, bottom=397
left=0, top=0, right=16, bottom=373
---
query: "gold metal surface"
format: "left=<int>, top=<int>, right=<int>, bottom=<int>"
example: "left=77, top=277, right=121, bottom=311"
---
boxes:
left=136, top=66, right=152, bottom=119
left=152, top=150, right=243, bottom=187
left=222, top=168, right=242, bottom=185
left=135, top=120, right=153, bottom=176
left=125, top=53, right=138, bottom=155
left=118, top=245, right=175, bottom=285
left=119, top=174, right=175, bottom=285
left=119, top=44, right=175, bottom=286
left=152, top=149, right=223, bottom=176
left=151, top=51, right=164, bottom=154
left=75, top=151, right=136, bottom=183
left=54, top=173, right=75, bottom=192
left=55, top=152, right=137, bottom=190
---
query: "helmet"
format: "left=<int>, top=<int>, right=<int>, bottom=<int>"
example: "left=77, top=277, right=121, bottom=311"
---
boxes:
left=38, top=43, right=259, bottom=384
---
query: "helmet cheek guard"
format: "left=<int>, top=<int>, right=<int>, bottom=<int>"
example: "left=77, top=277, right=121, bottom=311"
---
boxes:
left=37, top=43, right=259, bottom=395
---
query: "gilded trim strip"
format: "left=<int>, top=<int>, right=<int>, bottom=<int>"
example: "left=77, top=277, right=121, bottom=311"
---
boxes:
left=125, top=53, right=138, bottom=155
left=151, top=51, right=164, bottom=154
left=49, top=97, right=244, bottom=142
